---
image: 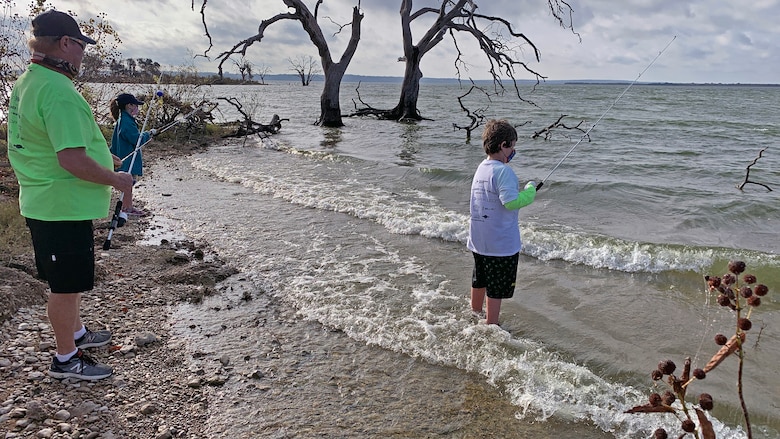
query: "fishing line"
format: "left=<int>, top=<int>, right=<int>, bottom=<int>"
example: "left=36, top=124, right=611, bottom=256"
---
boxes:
left=538, top=36, right=677, bottom=189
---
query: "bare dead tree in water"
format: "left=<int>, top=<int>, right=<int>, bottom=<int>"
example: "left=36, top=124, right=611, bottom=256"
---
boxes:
left=352, top=0, right=579, bottom=122
left=194, top=0, right=363, bottom=127
left=532, top=114, right=589, bottom=141
left=737, top=147, right=772, bottom=191
left=288, top=55, right=320, bottom=86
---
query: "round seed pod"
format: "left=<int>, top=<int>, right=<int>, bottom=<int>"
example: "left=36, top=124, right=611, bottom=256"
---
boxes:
left=651, top=369, right=664, bottom=381
left=658, top=359, right=676, bottom=375
left=738, top=318, right=752, bottom=331
left=714, top=334, right=728, bottom=345
left=743, top=274, right=757, bottom=284
left=661, top=390, right=676, bottom=405
left=649, top=392, right=662, bottom=407
left=747, top=296, right=761, bottom=307
left=717, top=294, right=731, bottom=307
left=706, top=275, right=721, bottom=288
left=699, top=393, right=714, bottom=411
left=722, top=273, right=736, bottom=285
left=740, top=286, right=753, bottom=298
left=681, top=419, right=696, bottom=432
left=728, top=260, right=746, bottom=275
left=653, top=428, right=668, bottom=439
left=754, top=284, right=769, bottom=296
left=693, top=368, right=706, bottom=380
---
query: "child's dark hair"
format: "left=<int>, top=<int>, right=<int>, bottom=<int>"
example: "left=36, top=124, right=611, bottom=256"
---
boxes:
left=109, top=98, right=122, bottom=121
left=482, top=119, right=518, bottom=154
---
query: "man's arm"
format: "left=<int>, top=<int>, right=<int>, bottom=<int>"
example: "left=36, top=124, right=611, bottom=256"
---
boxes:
left=57, top=148, right=134, bottom=194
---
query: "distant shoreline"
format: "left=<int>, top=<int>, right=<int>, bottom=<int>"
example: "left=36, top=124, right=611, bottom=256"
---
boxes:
left=201, top=72, right=780, bottom=87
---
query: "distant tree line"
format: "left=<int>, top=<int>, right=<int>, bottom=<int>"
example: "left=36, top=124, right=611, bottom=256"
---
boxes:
left=82, top=55, right=257, bottom=85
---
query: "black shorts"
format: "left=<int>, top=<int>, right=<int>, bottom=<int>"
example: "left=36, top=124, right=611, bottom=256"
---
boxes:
left=471, top=252, right=519, bottom=299
left=25, top=218, right=95, bottom=294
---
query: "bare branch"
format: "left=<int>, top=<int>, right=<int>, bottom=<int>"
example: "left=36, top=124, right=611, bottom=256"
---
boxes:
left=737, top=147, right=772, bottom=191
left=532, top=115, right=589, bottom=141
left=194, top=0, right=213, bottom=58
left=452, top=84, right=492, bottom=140
left=547, top=0, right=581, bottom=42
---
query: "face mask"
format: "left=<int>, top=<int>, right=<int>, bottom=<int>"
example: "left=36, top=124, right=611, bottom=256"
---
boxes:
left=506, top=149, right=516, bottom=163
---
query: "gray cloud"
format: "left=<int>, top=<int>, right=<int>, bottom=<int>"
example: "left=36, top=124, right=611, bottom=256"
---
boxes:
left=16, top=0, right=780, bottom=83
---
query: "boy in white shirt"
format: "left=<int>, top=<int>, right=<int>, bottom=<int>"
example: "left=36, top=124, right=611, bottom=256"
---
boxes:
left=467, top=119, right=538, bottom=325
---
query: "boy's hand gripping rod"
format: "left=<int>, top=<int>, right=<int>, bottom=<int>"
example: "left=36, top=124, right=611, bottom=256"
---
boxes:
left=536, top=36, right=676, bottom=191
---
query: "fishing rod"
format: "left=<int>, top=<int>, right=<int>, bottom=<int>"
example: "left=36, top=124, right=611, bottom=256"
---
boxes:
left=537, top=36, right=677, bottom=191
left=103, top=77, right=164, bottom=250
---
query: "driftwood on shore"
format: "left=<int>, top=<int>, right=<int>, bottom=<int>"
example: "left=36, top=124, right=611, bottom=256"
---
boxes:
left=218, top=97, right=289, bottom=139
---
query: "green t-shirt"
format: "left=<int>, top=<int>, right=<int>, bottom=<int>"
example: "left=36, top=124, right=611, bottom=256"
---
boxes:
left=7, top=63, right=112, bottom=221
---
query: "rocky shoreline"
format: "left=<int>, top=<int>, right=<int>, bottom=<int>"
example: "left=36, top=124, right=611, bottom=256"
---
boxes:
left=0, top=194, right=241, bottom=438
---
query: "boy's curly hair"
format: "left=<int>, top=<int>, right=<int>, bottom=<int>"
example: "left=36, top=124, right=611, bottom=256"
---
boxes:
left=482, top=119, right=517, bottom=154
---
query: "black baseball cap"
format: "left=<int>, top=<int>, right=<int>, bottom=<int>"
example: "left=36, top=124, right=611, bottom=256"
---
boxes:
left=116, top=93, right=144, bottom=106
left=32, top=10, right=97, bottom=45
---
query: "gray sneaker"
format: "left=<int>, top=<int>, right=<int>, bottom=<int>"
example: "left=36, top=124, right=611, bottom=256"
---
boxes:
left=75, top=327, right=112, bottom=349
left=49, top=350, right=113, bottom=381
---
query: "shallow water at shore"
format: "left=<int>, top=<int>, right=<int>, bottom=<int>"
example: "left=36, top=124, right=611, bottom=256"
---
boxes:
left=169, top=275, right=613, bottom=438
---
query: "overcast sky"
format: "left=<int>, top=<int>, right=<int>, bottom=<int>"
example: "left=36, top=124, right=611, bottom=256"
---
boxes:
left=14, top=0, right=780, bottom=84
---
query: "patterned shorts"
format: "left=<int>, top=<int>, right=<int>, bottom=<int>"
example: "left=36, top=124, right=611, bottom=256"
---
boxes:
left=471, top=252, right=519, bottom=299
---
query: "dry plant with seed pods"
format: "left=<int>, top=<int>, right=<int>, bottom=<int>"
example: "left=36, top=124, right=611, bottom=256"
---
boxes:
left=625, top=260, right=771, bottom=439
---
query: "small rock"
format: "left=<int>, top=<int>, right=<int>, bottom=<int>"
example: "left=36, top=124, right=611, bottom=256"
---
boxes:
left=135, top=332, right=158, bottom=347
left=155, top=427, right=173, bottom=439
left=140, top=403, right=156, bottom=415
left=36, top=427, right=54, bottom=438
left=206, top=375, right=226, bottom=386
left=25, top=401, right=47, bottom=421
left=27, top=371, right=45, bottom=381
left=53, top=409, right=70, bottom=421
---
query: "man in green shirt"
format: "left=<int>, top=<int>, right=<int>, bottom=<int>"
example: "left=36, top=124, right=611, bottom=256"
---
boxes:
left=7, top=10, right=134, bottom=380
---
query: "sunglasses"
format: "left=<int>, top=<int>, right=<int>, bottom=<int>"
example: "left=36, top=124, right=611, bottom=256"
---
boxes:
left=57, top=36, right=86, bottom=50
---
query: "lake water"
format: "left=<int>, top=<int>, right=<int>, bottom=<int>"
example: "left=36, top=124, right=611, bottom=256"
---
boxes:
left=137, top=81, right=779, bottom=438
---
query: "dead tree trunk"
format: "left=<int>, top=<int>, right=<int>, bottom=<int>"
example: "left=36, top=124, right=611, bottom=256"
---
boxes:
left=318, top=60, right=347, bottom=127
left=391, top=49, right=423, bottom=121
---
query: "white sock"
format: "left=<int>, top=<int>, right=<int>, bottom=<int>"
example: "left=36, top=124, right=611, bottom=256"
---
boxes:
left=74, top=325, right=87, bottom=340
left=55, top=349, right=78, bottom=363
